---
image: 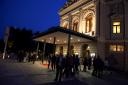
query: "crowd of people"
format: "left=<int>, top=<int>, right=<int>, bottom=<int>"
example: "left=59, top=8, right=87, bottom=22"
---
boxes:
left=46, top=53, right=114, bottom=82
left=0, top=51, right=116, bottom=82
left=1, top=51, right=39, bottom=64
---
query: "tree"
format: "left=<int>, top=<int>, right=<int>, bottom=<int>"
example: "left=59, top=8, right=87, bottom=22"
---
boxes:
left=7, top=27, right=37, bottom=53
left=0, top=39, right=4, bottom=52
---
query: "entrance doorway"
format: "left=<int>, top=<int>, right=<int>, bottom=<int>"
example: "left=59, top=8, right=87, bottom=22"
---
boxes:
left=70, top=45, right=74, bottom=55
left=82, top=44, right=90, bottom=57
left=59, top=46, right=63, bottom=54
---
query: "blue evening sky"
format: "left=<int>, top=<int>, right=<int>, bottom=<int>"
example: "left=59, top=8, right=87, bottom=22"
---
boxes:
left=0, top=0, right=66, bottom=39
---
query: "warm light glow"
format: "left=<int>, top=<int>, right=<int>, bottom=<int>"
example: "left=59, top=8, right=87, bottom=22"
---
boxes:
left=90, top=53, right=96, bottom=57
left=113, top=22, right=120, bottom=25
left=55, top=52, right=58, bottom=54
left=42, top=40, right=44, bottom=42
left=110, top=45, right=124, bottom=52
left=64, top=40, right=66, bottom=43
left=61, top=11, right=96, bottom=36
left=113, top=21, right=120, bottom=33
left=78, top=39, right=80, bottom=41
left=117, top=26, right=120, bottom=33
left=86, top=21, right=90, bottom=32
left=117, top=45, right=124, bottom=51
left=87, top=46, right=90, bottom=49
left=57, top=40, right=60, bottom=42
left=36, top=55, right=39, bottom=59
left=113, top=26, right=116, bottom=33
left=75, top=52, right=78, bottom=55
left=49, top=37, right=52, bottom=40
left=110, top=45, right=116, bottom=51
left=62, top=21, right=69, bottom=29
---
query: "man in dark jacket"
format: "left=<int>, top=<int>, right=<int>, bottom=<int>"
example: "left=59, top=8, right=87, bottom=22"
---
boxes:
left=54, top=54, right=65, bottom=82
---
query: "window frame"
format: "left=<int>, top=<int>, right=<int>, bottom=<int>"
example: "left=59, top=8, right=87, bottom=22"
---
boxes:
left=110, top=44, right=124, bottom=52
left=72, top=21, right=79, bottom=32
left=112, top=21, right=121, bottom=34
left=85, top=14, right=93, bottom=33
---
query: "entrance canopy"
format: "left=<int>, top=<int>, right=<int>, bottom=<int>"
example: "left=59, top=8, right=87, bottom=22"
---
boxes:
left=33, top=26, right=96, bottom=44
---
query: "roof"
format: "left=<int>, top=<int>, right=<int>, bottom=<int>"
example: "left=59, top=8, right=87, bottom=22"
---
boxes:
left=33, top=26, right=96, bottom=42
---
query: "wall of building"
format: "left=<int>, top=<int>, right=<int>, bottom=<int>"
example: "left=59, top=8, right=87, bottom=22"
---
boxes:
left=56, top=43, right=81, bottom=57
left=125, top=0, right=128, bottom=72
left=97, top=0, right=128, bottom=71
left=59, top=0, right=128, bottom=71
left=55, top=41, right=97, bottom=57
left=60, top=1, right=96, bottom=36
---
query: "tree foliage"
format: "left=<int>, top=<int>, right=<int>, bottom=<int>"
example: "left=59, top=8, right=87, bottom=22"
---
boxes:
left=8, top=27, right=37, bottom=53
left=0, top=39, right=4, bottom=52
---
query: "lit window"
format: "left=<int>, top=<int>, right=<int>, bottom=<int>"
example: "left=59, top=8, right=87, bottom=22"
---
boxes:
left=110, top=45, right=124, bottom=52
left=64, top=24, right=68, bottom=28
left=85, top=14, right=92, bottom=33
left=112, top=22, right=120, bottom=33
left=113, top=22, right=120, bottom=25
left=113, top=26, right=116, bottom=33
left=117, top=45, right=124, bottom=52
left=73, top=21, right=78, bottom=32
left=117, top=26, right=120, bottom=33
left=63, top=22, right=68, bottom=29
left=86, top=21, right=90, bottom=32
left=110, top=45, right=116, bottom=51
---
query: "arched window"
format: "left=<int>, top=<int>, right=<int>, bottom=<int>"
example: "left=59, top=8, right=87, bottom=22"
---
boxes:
left=62, top=21, right=69, bottom=29
left=85, top=14, right=92, bottom=33
left=72, top=21, right=78, bottom=32
left=64, top=23, right=68, bottom=29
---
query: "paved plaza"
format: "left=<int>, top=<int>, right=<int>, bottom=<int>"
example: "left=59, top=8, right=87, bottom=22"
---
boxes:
left=0, top=59, right=128, bottom=85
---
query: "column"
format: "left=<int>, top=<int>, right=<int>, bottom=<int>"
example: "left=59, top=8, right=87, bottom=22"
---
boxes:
left=67, top=14, right=72, bottom=56
left=42, top=40, right=46, bottom=64
left=53, top=37, right=56, bottom=55
left=67, top=34, right=71, bottom=56
left=36, top=42, right=40, bottom=56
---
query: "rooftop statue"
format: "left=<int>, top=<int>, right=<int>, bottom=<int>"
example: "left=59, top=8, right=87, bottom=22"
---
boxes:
left=60, top=0, right=79, bottom=10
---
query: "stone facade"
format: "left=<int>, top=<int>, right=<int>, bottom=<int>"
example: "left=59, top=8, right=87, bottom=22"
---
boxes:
left=58, top=0, right=128, bottom=71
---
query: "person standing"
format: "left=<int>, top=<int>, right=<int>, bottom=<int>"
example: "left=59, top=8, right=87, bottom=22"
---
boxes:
left=54, top=54, right=64, bottom=82
left=48, top=54, right=52, bottom=69
left=32, top=52, right=36, bottom=64
left=51, top=54, right=56, bottom=71
left=83, top=57, right=88, bottom=72
left=87, top=56, right=92, bottom=70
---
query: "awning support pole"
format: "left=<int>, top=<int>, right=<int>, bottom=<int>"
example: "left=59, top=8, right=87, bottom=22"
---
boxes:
left=67, top=34, right=71, bottom=56
left=53, top=37, right=56, bottom=56
left=42, top=40, right=46, bottom=64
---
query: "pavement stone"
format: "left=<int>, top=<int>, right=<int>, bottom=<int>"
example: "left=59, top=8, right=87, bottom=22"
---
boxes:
left=0, top=59, right=128, bottom=85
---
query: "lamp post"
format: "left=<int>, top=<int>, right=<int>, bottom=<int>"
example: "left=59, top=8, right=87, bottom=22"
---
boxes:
left=3, top=27, right=10, bottom=59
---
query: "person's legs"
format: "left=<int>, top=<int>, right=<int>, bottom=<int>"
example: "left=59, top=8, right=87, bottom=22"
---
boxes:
left=54, top=67, right=59, bottom=81
left=83, top=65, right=86, bottom=72
left=59, top=68, right=63, bottom=81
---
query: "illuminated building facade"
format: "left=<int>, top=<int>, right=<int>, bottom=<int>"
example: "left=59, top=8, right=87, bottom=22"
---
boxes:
left=34, top=0, right=128, bottom=71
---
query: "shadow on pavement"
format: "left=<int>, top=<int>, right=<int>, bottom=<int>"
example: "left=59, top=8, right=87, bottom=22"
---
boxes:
left=38, top=79, right=88, bottom=85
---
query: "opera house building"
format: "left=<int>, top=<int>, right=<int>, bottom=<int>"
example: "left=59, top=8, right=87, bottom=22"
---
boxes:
left=34, top=0, right=128, bottom=71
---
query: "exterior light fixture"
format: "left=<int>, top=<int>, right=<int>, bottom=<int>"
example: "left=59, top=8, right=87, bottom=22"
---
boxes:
left=55, top=52, right=58, bottom=54
left=87, top=46, right=90, bottom=49
left=49, top=37, right=52, bottom=40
